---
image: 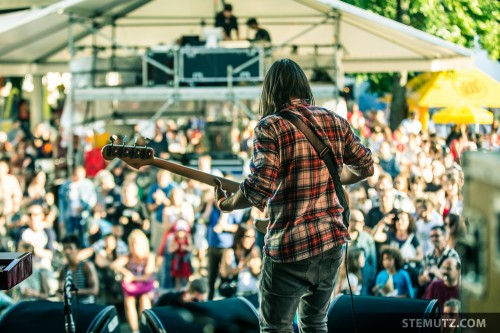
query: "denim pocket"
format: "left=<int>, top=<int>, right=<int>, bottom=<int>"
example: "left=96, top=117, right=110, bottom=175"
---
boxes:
left=271, top=259, right=311, bottom=295
left=328, top=246, right=345, bottom=279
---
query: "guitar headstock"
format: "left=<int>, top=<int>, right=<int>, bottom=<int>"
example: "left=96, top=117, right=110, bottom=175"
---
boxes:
left=101, top=135, right=155, bottom=169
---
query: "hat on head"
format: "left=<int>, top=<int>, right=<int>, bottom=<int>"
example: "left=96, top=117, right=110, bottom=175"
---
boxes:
left=174, top=219, right=190, bottom=233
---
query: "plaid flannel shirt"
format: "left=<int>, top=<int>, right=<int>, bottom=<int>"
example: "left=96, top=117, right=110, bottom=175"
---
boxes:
left=241, top=100, right=373, bottom=263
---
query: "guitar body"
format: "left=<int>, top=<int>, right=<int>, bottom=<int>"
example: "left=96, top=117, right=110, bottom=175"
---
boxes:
left=101, top=142, right=349, bottom=234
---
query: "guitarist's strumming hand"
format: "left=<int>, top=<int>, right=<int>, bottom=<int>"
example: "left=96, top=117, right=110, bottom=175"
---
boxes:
left=214, top=179, right=233, bottom=213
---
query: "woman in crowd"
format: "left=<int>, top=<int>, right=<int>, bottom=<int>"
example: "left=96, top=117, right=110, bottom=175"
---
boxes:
left=409, top=175, right=426, bottom=202
left=25, top=170, right=47, bottom=202
left=111, top=230, right=155, bottom=333
left=442, top=174, right=463, bottom=218
left=444, top=213, right=466, bottom=249
left=94, top=231, right=129, bottom=304
left=336, top=247, right=365, bottom=295
left=382, top=211, right=422, bottom=292
left=219, top=224, right=261, bottom=297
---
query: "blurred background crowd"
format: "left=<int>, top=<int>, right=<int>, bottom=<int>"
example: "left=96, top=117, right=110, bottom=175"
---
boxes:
left=0, top=101, right=498, bottom=331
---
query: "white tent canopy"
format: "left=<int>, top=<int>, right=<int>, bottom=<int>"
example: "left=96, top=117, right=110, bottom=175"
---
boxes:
left=0, top=0, right=473, bottom=76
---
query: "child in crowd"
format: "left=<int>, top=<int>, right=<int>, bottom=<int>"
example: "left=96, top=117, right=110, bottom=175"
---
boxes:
left=373, top=246, right=414, bottom=298
left=169, top=220, right=193, bottom=290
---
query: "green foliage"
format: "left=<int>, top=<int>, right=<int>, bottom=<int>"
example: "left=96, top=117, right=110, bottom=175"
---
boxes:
left=344, top=0, right=499, bottom=59
left=343, top=0, right=500, bottom=95
left=407, top=0, right=500, bottom=59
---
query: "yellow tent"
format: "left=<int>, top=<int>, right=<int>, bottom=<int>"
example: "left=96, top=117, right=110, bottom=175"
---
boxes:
left=432, top=105, right=494, bottom=125
left=407, top=68, right=500, bottom=107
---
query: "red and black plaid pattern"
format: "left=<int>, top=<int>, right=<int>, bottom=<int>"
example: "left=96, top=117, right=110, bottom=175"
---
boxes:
left=240, top=100, right=373, bottom=263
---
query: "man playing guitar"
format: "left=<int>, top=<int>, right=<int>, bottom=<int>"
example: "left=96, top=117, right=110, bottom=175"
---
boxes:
left=102, top=59, right=373, bottom=333
left=214, top=59, right=374, bottom=333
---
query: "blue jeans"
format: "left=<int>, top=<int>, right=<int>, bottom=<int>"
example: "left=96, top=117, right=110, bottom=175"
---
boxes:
left=259, top=244, right=345, bottom=333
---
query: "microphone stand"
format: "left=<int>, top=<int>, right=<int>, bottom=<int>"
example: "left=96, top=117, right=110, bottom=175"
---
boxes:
left=64, top=271, right=76, bottom=333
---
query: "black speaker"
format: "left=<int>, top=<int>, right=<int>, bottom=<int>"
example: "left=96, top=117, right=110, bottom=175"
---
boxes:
left=145, top=49, right=174, bottom=86
left=140, top=296, right=259, bottom=333
left=328, top=295, right=439, bottom=333
left=0, top=300, right=120, bottom=333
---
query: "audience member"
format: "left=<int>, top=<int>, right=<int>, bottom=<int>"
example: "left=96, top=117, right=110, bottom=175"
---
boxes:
left=423, top=257, right=460, bottom=312
left=378, top=142, right=400, bottom=179
left=155, top=278, right=208, bottom=307
left=20, top=203, right=56, bottom=270
left=1, top=96, right=489, bottom=332
left=348, top=209, right=377, bottom=294
left=147, top=170, right=176, bottom=250
left=157, top=187, right=194, bottom=289
left=418, top=226, right=460, bottom=289
left=111, top=230, right=155, bottom=333
left=415, top=198, right=443, bottom=254
left=0, top=159, right=23, bottom=221
left=373, top=246, right=414, bottom=298
left=169, top=220, right=193, bottom=290
left=399, top=111, right=422, bottom=135
left=116, top=181, right=150, bottom=241
left=336, top=247, right=365, bottom=295
left=58, top=166, right=96, bottom=246
left=59, top=235, right=99, bottom=304
left=219, top=224, right=261, bottom=297
left=11, top=242, right=49, bottom=301
left=207, top=206, right=243, bottom=300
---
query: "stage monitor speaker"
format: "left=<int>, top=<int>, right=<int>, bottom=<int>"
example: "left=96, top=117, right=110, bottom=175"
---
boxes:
left=328, top=295, right=439, bottom=333
left=140, top=296, right=259, bottom=333
left=0, top=300, right=120, bottom=333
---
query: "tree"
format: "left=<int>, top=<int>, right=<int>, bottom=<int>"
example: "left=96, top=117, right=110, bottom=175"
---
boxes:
left=343, top=0, right=500, bottom=129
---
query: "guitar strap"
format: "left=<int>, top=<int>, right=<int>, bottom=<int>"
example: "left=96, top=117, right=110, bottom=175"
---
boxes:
left=278, top=111, right=350, bottom=227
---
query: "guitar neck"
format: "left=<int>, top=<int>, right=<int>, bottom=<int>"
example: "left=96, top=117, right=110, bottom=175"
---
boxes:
left=151, top=157, right=241, bottom=193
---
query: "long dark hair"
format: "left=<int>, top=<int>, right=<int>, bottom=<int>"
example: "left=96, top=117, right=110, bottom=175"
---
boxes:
left=347, top=247, right=364, bottom=283
left=233, top=224, right=255, bottom=257
left=379, top=245, right=404, bottom=271
left=259, top=58, right=314, bottom=118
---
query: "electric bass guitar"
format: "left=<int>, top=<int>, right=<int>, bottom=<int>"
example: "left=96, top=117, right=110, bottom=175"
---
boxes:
left=101, top=139, right=349, bottom=233
left=101, top=141, right=241, bottom=193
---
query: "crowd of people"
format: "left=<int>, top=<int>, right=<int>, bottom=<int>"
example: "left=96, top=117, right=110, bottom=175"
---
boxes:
left=0, top=97, right=498, bottom=332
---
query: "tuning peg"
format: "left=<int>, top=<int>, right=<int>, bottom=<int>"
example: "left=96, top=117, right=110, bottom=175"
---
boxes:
left=144, top=138, right=150, bottom=149
left=110, top=135, right=118, bottom=147
left=122, top=135, right=127, bottom=147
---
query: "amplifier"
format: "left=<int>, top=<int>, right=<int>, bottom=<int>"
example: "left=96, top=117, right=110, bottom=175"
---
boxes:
left=144, top=48, right=175, bottom=86
left=179, top=47, right=263, bottom=83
